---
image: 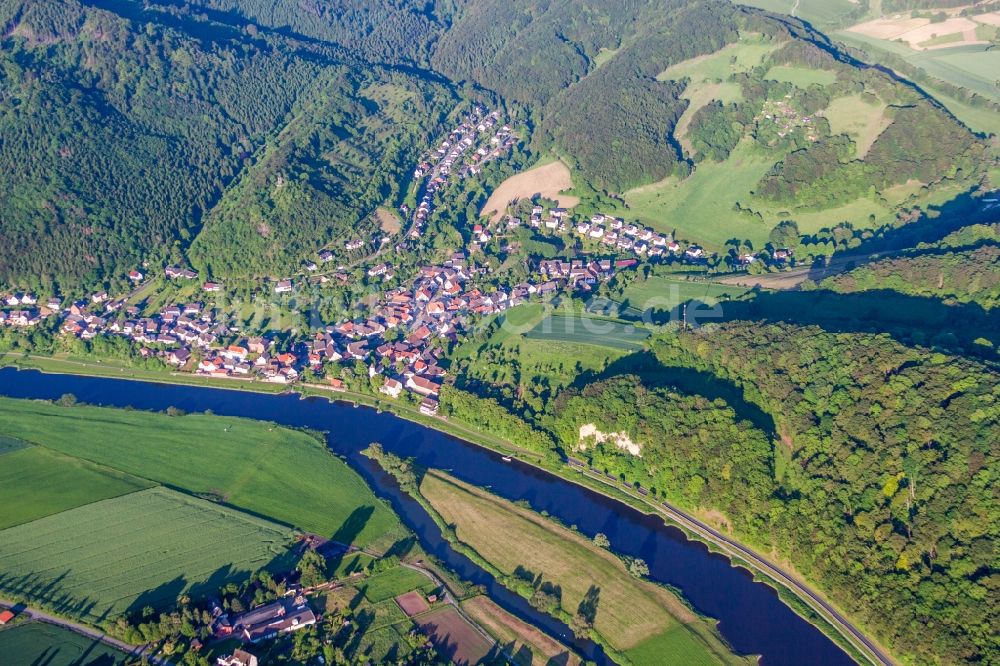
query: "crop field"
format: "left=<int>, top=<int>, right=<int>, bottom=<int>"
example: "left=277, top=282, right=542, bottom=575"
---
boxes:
left=0, top=447, right=151, bottom=529
left=362, top=566, right=437, bottom=603
left=481, top=159, right=580, bottom=223
left=415, top=605, right=494, bottom=666
left=0, top=397, right=406, bottom=552
left=463, top=595, right=581, bottom=666
left=0, top=487, right=295, bottom=622
left=525, top=315, right=649, bottom=351
left=0, top=622, right=127, bottom=666
left=421, top=472, right=751, bottom=664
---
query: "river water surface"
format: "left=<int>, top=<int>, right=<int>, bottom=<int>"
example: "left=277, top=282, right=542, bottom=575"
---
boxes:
left=0, top=368, right=854, bottom=665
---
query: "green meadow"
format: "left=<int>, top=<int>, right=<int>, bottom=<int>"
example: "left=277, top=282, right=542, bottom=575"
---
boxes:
left=0, top=446, right=151, bottom=530
left=526, top=315, right=650, bottom=351
left=0, top=487, right=295, bottom=622
left=0, top=397, right=406, bottom=552
left=0, top=622, right=127, bottom=666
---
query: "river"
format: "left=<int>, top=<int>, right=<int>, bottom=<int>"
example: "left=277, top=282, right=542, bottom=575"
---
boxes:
left=0, top=368, right=854, bottom=665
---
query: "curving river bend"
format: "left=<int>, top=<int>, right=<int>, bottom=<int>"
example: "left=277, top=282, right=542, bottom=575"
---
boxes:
left=0, top=368, right=854, bottom=665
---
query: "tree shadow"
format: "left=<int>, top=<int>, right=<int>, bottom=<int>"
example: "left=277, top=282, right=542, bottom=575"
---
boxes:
left=577, top=585, right=600, bottom=626
left=330, top=506, right=374, bottom=547
left=719, top=289, right=999, bottom=357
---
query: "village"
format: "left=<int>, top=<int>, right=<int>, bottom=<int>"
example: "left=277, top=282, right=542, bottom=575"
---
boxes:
left=0, top=104, right=790, bottom=414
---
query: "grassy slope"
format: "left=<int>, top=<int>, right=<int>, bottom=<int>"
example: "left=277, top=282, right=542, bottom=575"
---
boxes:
left=0, top=446, right=152, bottom=529
left=0, top=487, right=295, bottom=622
left=0, top=397, right=405, bottom=551
left=421, top=472, right=750, bottom=664
left=0, top=622, right=127, bottom=666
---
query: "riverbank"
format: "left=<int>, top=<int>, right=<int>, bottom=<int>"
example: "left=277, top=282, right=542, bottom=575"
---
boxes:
left=0, top=353, right=890, bottom=665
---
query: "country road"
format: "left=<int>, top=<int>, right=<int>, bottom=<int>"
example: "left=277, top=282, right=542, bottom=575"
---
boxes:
left=0, top=598, right=166, bottom=664
left=573, top=467, right=895, bottom=666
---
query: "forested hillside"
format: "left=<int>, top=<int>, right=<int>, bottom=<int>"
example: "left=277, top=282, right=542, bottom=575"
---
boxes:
left=552, top=323, right=998, bottom=664
left=189, top=70, right=454, bottom=279
left=0, top=0, right=321, bottom=291
left=819, top=244, right=1000, bottom=309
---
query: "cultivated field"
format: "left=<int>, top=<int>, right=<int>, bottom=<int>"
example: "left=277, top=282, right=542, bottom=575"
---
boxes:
left=481, top=160, right=579, bottom=223
left=0, top=446, right=151, bottom=530
left=463, top=595, right=581, bottom=666
left=395, top=591, right=430, bottom=616
left=525, top=315, right=649, bottom=351
left=415, top=605, right=494, bottom=666
left=0, top=622, right=127, bottom=665
left=0, top=397, right=406, bottom=552
left=848, top=16, right=987, bottom=50
left=421, top=472, right=750, bottom=664
left=0, top=487, right=295, bottom=622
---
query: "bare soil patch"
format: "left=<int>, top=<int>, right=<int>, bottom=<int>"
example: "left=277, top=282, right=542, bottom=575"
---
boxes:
left=375, top=207, right=401, bottom=234
left=395, top=590, right=430, bottom=616
left=481, top=160, right=579, bottom=223
left=463, top=596, right=581, bottom=666
left=415, top=606, right=494, bottom=666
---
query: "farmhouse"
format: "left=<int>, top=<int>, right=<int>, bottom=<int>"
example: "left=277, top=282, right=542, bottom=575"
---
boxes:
left=0, top=609, right=15, bottom=625
left=234, top=599, right=316, bottom=643
left=217, top=649, right=258, bottom=666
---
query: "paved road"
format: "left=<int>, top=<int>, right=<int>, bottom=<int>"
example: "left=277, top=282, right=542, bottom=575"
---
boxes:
left=573, top=468, right=895, bottom=666
left=0, top=598, right=166, bottom=664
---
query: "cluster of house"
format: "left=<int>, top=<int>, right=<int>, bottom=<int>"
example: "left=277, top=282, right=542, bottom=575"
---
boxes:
left=0, top=292, right=46, bottom=328
left=409, top=107, right=513, bottom=239
left=760, top=95, right=819, bottom=143
left=537, top=257, right=637, bottom=293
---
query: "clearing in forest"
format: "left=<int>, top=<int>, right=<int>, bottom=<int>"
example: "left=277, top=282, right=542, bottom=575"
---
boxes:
left=481, top=160, right=579, bottom=223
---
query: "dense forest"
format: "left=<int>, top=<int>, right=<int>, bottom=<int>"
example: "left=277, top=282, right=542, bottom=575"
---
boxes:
left=551, top=323, right=997, bottom=664
left=819, top=244, right=1000, bottom=309
left=0, top=0, right=324, bottom=291
left=189, top=69, right=454, bottom=279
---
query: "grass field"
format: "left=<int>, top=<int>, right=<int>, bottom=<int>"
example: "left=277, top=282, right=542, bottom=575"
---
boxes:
left=617, top=139, right=898, bottom=248
left=525, top=315, right=649, bottom=351
left=765, top=65, right=838, bottom=87
left=658, top=33, right=782, bottom=82
left=0, top=397, right=405, bottom=552
left=0, top=447, right=151, bottom=530
left=822, top=93, right=891, bottom=156
left=362, top=567, right=436, bottom=604
left=736, top=0, right=860, bottom=27
left=463, top=596, right=581, bottom=666
left=421, top=472, right=751, bottom=664
left=0, top=487, right=295, bottom=622
left=0, top=622, right=127, bottom=665
left=622, top=275, right=749, bottom=312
